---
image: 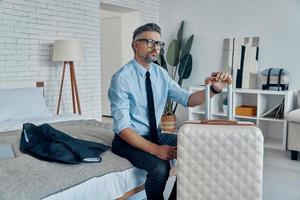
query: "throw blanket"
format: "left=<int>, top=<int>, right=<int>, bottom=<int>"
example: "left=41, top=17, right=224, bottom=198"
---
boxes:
left=0, top=120, right=134, bottom=200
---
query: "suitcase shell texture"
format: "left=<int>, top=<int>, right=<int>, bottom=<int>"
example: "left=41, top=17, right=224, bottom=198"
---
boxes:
left=177, top=123, right=264, bottom=200
left=177, top=78, right=264, bottom=200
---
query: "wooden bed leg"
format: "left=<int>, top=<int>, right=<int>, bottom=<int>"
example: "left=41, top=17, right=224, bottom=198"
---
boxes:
left=116, top=184, right=145, bottom=200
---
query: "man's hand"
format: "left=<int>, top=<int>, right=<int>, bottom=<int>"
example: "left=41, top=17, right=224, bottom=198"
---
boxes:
left=211, top=72, right=232, bottom=91
left=154, top=145, right=177, bottom=160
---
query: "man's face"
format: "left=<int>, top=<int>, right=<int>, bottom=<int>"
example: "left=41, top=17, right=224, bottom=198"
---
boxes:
left=133, top=31, right=164, bottom=64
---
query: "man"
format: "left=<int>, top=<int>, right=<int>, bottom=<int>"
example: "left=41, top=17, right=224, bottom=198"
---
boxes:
left=108, top=23, right=231, bottom=200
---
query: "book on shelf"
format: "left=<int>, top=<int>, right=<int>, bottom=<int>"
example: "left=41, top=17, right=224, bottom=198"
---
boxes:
left=261, top=98, right=285, bottom=119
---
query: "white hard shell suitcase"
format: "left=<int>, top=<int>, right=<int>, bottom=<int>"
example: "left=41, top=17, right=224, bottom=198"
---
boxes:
left=177, top=78, right=264, bottom=200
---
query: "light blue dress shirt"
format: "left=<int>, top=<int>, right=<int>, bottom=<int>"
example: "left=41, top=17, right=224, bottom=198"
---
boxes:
left=108, top=59, right=191, bottom=136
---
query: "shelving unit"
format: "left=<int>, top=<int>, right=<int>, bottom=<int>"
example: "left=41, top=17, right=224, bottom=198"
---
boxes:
left=189, top=86, right=295, bottom=150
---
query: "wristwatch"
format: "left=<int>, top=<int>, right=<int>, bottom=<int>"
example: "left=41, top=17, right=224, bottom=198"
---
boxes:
left=210, top=85, right=222, bottom=94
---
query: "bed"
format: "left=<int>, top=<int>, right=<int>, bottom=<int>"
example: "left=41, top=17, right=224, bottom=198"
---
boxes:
left=0, top=81, right=146, bottom=200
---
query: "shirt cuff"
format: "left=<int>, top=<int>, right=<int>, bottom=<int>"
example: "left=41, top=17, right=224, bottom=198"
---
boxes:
left=115, top=125, right=131, bottom=135
left=182, top=90, right=192, bottom=107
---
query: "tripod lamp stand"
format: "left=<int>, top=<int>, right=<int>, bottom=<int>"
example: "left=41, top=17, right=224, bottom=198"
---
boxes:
left=53, top=40, right=83, bottom=115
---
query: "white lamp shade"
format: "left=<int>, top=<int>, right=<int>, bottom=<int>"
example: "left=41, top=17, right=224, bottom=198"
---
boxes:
left=53, top=40, right=84, bottom=61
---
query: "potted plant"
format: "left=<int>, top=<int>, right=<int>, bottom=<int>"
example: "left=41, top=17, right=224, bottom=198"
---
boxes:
left=156, top=21, right=194, bottom=132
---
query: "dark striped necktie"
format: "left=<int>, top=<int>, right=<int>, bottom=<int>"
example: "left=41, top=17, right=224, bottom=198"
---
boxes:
left=145, top=71, right=158, bottom=143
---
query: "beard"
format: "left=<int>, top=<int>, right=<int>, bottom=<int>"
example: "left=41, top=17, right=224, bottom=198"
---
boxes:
left=141, top=51, right=158, bottom=64
left=145, top=54, right=157, bottom=63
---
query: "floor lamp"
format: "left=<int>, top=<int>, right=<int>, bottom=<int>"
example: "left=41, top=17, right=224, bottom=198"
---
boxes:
left=53, top=40, right=83, bottom=115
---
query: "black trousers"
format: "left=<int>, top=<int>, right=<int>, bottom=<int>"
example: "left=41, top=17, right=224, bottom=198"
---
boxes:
left=112, top=132, right=177, bottom=200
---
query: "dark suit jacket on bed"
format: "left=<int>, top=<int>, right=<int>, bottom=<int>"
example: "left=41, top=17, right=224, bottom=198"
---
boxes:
left=20, top=123, right=109, bottom=164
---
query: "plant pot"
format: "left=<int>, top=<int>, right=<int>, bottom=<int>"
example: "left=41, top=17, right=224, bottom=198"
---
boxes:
left=160, top=115, right=176, bottom=133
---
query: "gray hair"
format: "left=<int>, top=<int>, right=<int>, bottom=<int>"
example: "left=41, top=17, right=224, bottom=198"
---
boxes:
left=131, top=23, right=161, bottom=52
left=132, top=23, right=161, bottom=41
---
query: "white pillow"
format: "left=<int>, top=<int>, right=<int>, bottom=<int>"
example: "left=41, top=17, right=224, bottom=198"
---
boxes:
left=0, top=88, right=53, bottom=121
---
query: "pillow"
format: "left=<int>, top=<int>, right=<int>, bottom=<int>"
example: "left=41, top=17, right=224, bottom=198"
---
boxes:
left=0, top=87, right=53, bottom=121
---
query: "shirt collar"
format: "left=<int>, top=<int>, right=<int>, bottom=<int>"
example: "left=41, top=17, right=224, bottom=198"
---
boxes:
left=133, top=59, right=153, bottom=77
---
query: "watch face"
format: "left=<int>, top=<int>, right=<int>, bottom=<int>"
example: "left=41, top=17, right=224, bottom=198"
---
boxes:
left=210, top=85, right=221, bottom=94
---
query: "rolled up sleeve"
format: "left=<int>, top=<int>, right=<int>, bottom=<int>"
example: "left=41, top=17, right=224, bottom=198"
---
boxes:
left=168, top=78, right=191, bottom=107
left=108, top=75, right=131, bottom=134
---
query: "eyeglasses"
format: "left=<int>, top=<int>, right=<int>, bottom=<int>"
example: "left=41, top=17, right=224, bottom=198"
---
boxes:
left=135, top=39, right=165, bottom=49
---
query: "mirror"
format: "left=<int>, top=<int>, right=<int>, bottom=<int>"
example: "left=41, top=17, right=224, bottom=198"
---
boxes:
left=223, top=36, right=260, bottom=89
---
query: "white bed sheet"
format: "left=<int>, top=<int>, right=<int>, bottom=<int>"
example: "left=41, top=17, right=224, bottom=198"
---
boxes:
left=0, top=115, right=147, bottom=200
left=44, top=167, right=146, bottom=200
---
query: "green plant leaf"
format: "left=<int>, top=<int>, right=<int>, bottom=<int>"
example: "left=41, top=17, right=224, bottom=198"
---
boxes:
left=178, top=54, right=193, bottom=85
left=180, top=34, right=194, bottom=60
left=177, top=21, right=184, bottom=50
left=164, top=98, right=173, bottom=115
left=156, top=54, right=162, bottom=65
left=173, top=102, right=179, bottom=115
left=166, top=39, right=180, bottom=67
left=160, top=21, right=195, bottom=116
left=155, top=48, right=168, bottom=71
left=222, top=97, right=228, bottom=105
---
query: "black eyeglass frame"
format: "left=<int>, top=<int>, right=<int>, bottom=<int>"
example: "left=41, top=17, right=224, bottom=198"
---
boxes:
left=135, top=39, right=165, bottom=49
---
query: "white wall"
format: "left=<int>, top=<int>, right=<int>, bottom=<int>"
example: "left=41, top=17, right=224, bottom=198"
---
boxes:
left=100, top=9, right=140, bottom=116
left=160, top=0, right=300, bottom=125
left=121, top=11, right=141, bottom=65
left=0, top=0, right=159, bottom=120
left=101, top=0, right=159, bottom=23
left=0, top=0, right=103, bottom=119
left=100, top=11, right=122, bottom=116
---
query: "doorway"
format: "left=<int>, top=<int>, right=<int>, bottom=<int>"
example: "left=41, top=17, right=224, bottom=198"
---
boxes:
left=100, top=3, right=141, bottom=117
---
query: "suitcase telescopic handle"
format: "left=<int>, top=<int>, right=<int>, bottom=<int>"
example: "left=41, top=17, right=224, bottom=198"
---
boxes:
left=204, top=77, right=233, bottom=121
